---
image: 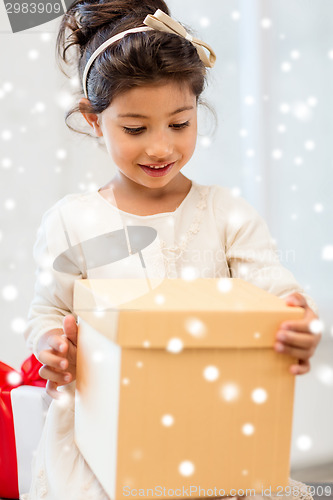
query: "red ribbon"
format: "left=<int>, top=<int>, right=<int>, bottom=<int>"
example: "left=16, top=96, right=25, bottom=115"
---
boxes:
left=0, top=354, right=46, bottom=498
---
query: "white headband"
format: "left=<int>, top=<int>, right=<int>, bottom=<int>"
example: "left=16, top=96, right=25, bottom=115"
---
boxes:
left=82, top=9, right=216, bottom=99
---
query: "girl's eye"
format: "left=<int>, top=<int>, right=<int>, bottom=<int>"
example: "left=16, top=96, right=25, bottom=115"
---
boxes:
left=170, top=121, right=190, bottom=130
left=122, top=121, right=190, bottom=135
left=123, top=127, right=145, bottom=135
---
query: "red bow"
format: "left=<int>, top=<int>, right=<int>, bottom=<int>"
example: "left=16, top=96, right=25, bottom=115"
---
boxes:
left=0, top=354, right=46, bottom=498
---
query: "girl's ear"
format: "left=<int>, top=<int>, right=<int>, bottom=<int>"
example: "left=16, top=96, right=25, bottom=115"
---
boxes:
left=79, top=98, right=103, bottom=137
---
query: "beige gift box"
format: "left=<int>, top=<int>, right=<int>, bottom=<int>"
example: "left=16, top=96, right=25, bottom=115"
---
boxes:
left=73, top=278, right=304, bottom=500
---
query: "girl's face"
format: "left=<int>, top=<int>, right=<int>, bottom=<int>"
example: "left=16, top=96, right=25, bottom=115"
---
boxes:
left=81, top=82, right=198, bottom=191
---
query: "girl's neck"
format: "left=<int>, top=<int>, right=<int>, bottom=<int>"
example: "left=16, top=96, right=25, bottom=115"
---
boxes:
left=99, top=173, right=193, bottom=216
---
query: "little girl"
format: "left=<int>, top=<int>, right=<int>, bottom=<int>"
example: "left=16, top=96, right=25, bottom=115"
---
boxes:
left=24, top=0, right=321, bottom=498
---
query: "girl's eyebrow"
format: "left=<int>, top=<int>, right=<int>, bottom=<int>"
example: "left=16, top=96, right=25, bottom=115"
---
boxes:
left=117, top=106, right=194, bottom=119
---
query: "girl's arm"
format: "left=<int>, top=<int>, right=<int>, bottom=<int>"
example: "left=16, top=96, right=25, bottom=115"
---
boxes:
left=25, top=200, right=82, bottom=397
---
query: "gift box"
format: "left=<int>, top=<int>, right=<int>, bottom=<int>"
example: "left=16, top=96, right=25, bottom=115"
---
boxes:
left=0, top=355, right=48, bottom=498
left=73, top=278, right=304, bottom=500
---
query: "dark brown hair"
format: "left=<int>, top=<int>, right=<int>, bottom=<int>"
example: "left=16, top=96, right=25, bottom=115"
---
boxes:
left=56, top=0, right=207, bottom=137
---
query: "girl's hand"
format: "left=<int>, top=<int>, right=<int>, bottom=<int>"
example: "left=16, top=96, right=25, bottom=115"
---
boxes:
left=37, top=315, right=78, bottom=399
left=275, top=292, right=322, bottom=375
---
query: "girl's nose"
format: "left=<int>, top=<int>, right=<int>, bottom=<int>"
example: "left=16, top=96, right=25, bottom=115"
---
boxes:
left=145, top=132, right=173, bottom=159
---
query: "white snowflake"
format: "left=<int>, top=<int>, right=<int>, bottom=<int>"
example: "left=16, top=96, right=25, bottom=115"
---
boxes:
left=2, top=158, right=12, bottom=169
left=11, top=317, right=27, bottom=334
left=28, top=49, right=39, bottom=60
left=315, top=365, right=333, bottom=386
left=239, top=129, right=248, bottom=137
left=4, top=199, right=16, bottom=210
left=184, top=317, right=206, bottom=338
left=261, top=18, right=272, bottom=29
left=56, top=149, right=67, bottom=160
left=166, top=338, right=183, bottom=353
left=69, top=76, right=80, bottom=89
left=220, top=382, right=240, bottom=402
left=272, top=150, right=283, bottom=160
left=281, top=62, right=292, bottom=72
left=292, top=102, right=312, bottom=121
left=2, top=285, right=18, bottom=301
left=244, top=95, right=255, bottom=106
left=181, top=266, right=199, bottom=281
left=290, top=50, right=300, bottom=60
left=231, top=11, right=240, bottom=21
left=304, top=140, right=315, bottom=151
left=322, top=245, right=333, bottom=261
left=251, top=388, right=268, bottom=404
left=38, top=271, right=53, bottom=286
left=1, top=130, right=12, bottom=141
left=154, top=294, right=165, bottom=305
left=200, top=136, right=212, bottom=148
left=296, top=435, right=312, bottom=451
left=217, top=278, right=233, bottom=293
left=56, top=91, right=75, bottom=110
left=199, top=17, right=211, bottom=28
left=307, top=96, right=317, bottom=107
left=280, top=103, right=290, bottom=114
left=179, top=461, right=195, bottom=477
left=92, top=351, right=106, bottom=363
left=242, top=423, right=255, bottom=435
left=309, top=319, right=323, bottom=334
left=40, top=33, right=52, bottom=42
left=161, top=414, right=174, bottom=426
left=6, top=371, right=23, bottom=386
left=203, top=365, right=219, bottom=382
left=31, top=102, right=45, bottom=113
left=313, top=203, right=324, bottom=214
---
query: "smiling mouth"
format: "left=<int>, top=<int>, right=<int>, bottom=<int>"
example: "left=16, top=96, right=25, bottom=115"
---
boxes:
left=138, top=162, right=175, bottom=177
left=139, top=162, right=174, bottom=170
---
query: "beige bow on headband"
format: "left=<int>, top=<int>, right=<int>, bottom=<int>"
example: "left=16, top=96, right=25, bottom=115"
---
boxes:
left=143, top=9, right=216, bottom=69
left=83, top=9, right=216, bottom=98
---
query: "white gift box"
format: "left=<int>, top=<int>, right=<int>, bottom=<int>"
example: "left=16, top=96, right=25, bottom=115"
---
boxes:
left=11, top=385, right=51, bottom=495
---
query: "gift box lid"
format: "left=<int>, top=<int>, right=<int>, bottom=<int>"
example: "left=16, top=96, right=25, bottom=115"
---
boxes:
left=73, top=278, right=304, bottom=349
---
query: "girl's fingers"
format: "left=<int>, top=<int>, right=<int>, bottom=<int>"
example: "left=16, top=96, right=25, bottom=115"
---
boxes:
left=276, top=330, right=317, bottom=350
left=285, top=292, right=308, bottom=308
left=48, top=334, right=68, bottom=354
left=39, top=364, right=72, bottom=385
left=37, top=350, right=68, bottom=371
left=274, top=342, right=313, bottom=360
left=290, top=359, right=310, bottom=376
left=280, top=319, right=321, bottom=334
left=46, top=380, right=61, bottom=400
left=63, top=315, right=78, bottom=347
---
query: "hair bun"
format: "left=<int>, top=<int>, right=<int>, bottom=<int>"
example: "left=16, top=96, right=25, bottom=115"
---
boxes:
left=58, top=0, right=170, bottom=63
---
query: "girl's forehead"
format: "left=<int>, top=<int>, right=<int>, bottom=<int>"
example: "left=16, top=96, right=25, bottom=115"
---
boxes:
left=108, top=82, right=196, bottom=116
